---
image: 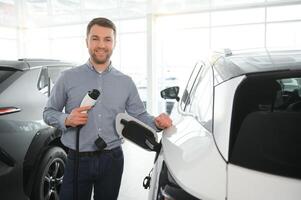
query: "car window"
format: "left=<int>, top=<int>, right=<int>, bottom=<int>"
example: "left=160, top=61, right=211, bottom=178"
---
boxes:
left=48, top=66, right=71, bottom=84
left=180, top=62, right=204, bottom=111
left=37, top=65, right=71, bottom=96
left=0, top=68, right=17, bottom=84
left=278, top=78, right=301, bottom=95
left=187, top=63, right=213, bottom=131
left=230, top=75, right=301, bottom=180
left=274, top=77, right=301, bottom=111
left=37, top=67, right=49, bottom=96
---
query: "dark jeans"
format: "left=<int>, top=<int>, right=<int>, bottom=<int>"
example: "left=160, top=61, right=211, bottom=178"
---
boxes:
left=59, top=147, right=124, bottom=200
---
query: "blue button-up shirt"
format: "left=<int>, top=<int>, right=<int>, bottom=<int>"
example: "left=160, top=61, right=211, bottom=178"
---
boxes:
left=43, top=61, right=157, bottom=151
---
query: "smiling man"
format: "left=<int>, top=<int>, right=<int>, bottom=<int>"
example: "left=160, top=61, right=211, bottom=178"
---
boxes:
left=43, top=17, right=172, bottom=200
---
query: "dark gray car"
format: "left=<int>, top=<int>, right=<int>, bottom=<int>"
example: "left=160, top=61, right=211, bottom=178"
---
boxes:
left=0, top=59, right=74, bottom=200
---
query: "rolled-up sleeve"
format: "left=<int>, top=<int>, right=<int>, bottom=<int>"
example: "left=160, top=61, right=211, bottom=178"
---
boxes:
left=43, top=71, right=69, bottom=131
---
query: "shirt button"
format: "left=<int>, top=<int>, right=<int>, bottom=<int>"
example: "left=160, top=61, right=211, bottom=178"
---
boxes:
left=98, top=128, right=102, bottom=131
left=98, top=114, right=101, bottom=117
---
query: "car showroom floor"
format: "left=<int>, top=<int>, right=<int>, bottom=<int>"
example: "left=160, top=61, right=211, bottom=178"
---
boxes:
left=118, top=141, right=156, bottom=200
left=90, top=140, right=156, bottom=200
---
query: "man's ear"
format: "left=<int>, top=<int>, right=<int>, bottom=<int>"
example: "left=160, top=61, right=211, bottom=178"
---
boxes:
left=85, top=38, right=88, bottom=48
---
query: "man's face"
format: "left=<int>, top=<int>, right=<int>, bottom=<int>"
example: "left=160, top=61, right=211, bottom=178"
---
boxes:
left=86, top=25, right=115, bottom=66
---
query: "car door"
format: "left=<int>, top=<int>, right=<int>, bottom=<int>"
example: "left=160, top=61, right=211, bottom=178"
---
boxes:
left=0, top=67, right=45, bottom=200
left=162, top=61, right=227, bottom=199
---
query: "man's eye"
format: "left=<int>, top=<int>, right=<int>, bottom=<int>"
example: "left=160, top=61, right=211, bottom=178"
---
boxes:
left=92, top=38, right=99, bottom=41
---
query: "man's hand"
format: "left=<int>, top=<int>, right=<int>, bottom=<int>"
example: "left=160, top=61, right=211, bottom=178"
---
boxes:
left=155, top=113, right=172, bottom=130
left=65, top=106, right=92, bottom=127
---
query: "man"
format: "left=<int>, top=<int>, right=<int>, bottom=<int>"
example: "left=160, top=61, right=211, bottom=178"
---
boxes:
left=43, top=17, right=172, bottom=200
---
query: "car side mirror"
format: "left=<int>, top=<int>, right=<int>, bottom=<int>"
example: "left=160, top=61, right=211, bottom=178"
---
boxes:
left=160, top=86, right=180, bottom=102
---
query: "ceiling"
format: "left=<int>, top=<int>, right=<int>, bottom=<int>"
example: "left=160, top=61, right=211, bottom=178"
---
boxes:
left=0, top=0, right=298, bottom=28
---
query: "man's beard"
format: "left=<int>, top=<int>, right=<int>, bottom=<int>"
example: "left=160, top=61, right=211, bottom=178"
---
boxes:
left=90, top=49, right=112, bottom=65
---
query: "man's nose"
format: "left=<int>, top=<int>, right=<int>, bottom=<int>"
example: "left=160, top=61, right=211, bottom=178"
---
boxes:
left=97, top=40, right=106, bottom=48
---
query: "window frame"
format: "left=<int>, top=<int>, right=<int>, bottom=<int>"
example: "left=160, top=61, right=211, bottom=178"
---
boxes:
left=37, top=64, right=72, bottom=96
left=180, top=61, right=205, bottom=112
left=187, top=61, right=214, bottom=131
left=37, top=66, right=49, bottom=96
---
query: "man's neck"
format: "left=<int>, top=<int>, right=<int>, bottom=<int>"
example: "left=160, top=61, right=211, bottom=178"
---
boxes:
left=90, top=59, right=110, bottom=72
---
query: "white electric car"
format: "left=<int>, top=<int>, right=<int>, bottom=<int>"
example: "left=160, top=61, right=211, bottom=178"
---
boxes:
left=116, top=49, right=301, bottom=200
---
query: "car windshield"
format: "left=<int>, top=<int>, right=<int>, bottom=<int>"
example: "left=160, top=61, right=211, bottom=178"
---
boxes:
left=0, top=67, right=17, bottom=84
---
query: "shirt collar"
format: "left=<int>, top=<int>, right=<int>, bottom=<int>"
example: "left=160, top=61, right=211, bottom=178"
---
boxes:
left=86, top=59, right=113, bottom=74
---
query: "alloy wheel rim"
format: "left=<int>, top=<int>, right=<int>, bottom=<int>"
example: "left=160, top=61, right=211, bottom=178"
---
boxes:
left=41, top=158, right=65, bottom=200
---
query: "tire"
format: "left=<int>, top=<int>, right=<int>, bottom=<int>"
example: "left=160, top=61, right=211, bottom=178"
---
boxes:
left=31, top=146, right=67, bottom=200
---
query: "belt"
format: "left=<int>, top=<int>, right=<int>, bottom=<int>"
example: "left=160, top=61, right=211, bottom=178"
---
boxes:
left=68, top=148, right=111, bottom=157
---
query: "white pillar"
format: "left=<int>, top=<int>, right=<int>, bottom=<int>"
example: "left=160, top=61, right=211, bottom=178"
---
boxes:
left=15, top=0, right=26, bottom=58
left=146, top=13, right=158, bottom=115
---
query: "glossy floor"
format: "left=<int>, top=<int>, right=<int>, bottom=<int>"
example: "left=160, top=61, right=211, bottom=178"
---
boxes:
left=118, top=140, right=155, bottom=200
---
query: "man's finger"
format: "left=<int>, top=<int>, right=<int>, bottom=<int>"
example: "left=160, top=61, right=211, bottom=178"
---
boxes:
left=76, top=112, right=89, bottom=118
left=77, top=119, right=88, bottom=124
left=76, top=106, right=92, bottom=112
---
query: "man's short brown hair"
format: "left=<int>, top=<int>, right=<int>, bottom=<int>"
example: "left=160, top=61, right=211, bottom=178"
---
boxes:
left=86, top=17, right=116, bottom=37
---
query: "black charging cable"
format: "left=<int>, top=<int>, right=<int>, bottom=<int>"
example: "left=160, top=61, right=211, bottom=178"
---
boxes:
left=72, top=89, right=100, bottom=200
left=74, top=125, right=82, bottom=200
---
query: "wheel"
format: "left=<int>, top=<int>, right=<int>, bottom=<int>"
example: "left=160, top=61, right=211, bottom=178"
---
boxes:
left=31, top=146, right=67, bottom=200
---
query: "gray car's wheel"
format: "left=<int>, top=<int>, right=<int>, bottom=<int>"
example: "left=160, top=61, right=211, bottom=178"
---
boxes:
left=32, top=146, right=67, bottom=200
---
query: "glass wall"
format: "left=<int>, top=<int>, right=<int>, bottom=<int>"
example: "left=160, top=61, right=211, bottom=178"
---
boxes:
left=0, top=0, right=17, bottom=59
left=266, top=4, right=301, bottom=48
left=116, top=18, right=147, bottom=108
left=155, top=1, right=301, bottom=113
left=0, top=27, right=17, bottom=59
left=1, top=0, right=301, bottom=114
